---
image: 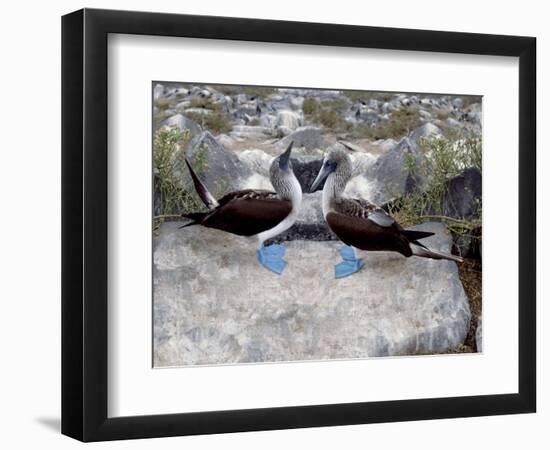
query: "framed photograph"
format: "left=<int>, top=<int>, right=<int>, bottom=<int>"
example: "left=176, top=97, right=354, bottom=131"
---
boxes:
left=62, top=8, right=536, bottom=442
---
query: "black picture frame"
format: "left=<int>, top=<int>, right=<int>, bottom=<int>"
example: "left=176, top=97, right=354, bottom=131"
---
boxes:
left=62, top=8, right=536, bottom=442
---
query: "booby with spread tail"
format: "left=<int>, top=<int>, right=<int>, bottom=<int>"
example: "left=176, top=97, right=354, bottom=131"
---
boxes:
left=310, top=145, right=463, bottom=278
left=181, top=142, right=302, bottom=274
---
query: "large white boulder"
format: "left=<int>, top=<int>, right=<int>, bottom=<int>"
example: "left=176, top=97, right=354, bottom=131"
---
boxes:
left=154, top=221, right=470, bottom=366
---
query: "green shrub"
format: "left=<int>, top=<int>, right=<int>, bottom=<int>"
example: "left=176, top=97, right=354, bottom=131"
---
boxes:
left=436, top=111, right=451, bottom=121
left=153, top=126, right=204, bottom=232
left=241, top=86, right=276, bottom=99
left=302, top=97, right=319, bottom=116
left=386, top=107, right=423, bottom=137
left=184, top=111, right=232, bottom=135
left=317, top=108, right=345, bottom=129
left=189, top=97, right=218, bottom=110
left=210, top=84, right=276, bottom=99
left=302, top=97, right=349, bottom=131
left=343, top=90, right=394, bottom=103
left=187, top=95, right=235, bottom=135
left=386, top=134, right=482, bottom=251
left=458, top=95, right=481, bottom=110
left=350, top=107, right=423, bottom=140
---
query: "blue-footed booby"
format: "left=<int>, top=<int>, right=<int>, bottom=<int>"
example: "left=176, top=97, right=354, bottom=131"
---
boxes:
left=310, top=145, right=463, bottom=279
left=181, top=142, right=302, bottom=274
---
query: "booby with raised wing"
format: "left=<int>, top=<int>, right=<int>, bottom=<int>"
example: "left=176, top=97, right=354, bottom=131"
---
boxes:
left=181, top=142, right=302, bottom=274
left=310, top=145, right=463, bottom=278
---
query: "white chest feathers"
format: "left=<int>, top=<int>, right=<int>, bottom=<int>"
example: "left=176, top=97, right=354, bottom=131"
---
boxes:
left=256, top=174, right=302, bottom=247
left=321, top=174, right=335, bottom=218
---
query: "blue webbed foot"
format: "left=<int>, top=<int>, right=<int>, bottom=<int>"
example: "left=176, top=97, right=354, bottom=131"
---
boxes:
left=335, top=245, right=364, bottom=279
left=257, top=244, right=287, bottom=275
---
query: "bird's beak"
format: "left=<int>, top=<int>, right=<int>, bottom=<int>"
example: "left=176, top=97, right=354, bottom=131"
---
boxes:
left=310, top=160, right=333, bottom=193
left=278, top=141, right=293, bottom=170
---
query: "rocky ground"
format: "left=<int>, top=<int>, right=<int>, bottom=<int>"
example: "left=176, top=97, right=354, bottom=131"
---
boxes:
left=152, top=83, right=483, bottom=366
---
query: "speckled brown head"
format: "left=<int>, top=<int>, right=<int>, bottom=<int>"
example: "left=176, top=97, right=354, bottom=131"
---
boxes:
left=269, top=141, right=302, bottom=202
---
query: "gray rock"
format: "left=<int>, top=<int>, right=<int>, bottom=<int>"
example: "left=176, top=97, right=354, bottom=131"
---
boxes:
left=275, top=126, right=293, bottom=137
left=366, top=98, right=380, bottom=109
left=175, top=100, right=192, bottom=110
left=183, top=108, right=211, bottom=116
left=160, top=113, right=201, bottom=138
left=173, top=87, right=189, bottom=97
left=216, top=134, right=236, bottom=149
left=222, top=95, right=234, bottom=107
left=418, top=109, right=433, bottom=120
left=275, top=110, right=302, bottom=130
left=361, top=124, right=443, bottom=204
left=291, top=96, right=304, bottom=109
left=350, top=152, right=379, bottom=176
left=235, top=93, right=251, bottom=104
left=452, top=97, right=464, bottom=109
left=153, top=221, right=470, bottom=366
left=442, top=167, right=482, bottom=258
left=465, top=103, right=482, bottom=127
left=278, top=126, right=324, bottom=150
left=452, top=226, right=481, bottom=260
left=409, top=122, right=443, bottom=145
left=462, top=101, right=477, bottom=112
left=268, top=97, right=293, bottom=111
left=180, top=131, right=252, bottom=195
left=442, top=167, right=482, bottom=219
left=420, top=98, right=432, bottom=106
left=476, top=317, right=482, bottom=352
left=233, top=106, right=259, bottom=121
left=446, top=117, right=462, bottom=127
left=381, top=101, right=398, bottom=114
left=237, top=149, right=274, bottom=177
left=364, top=137, right=425, bottom=204
left=153, top=83, right=165, bottom=101
left=259, top=114, right=277, bottom=129
left=355, top=109, right=380, bottom=124
left=230, top=125, right=274, bottom=140
left=153, top=178, right=162, bottom=216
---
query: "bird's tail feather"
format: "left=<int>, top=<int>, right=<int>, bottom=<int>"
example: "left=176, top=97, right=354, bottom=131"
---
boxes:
left=179, top=221, right=198, bottom=230
left=402, top=230, right=435, bottom=241
left=179, top=211, right=209, bottom=229
left=185, top=159, right=219, bottom=209
left=410, top=243, right=463, bottom=263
